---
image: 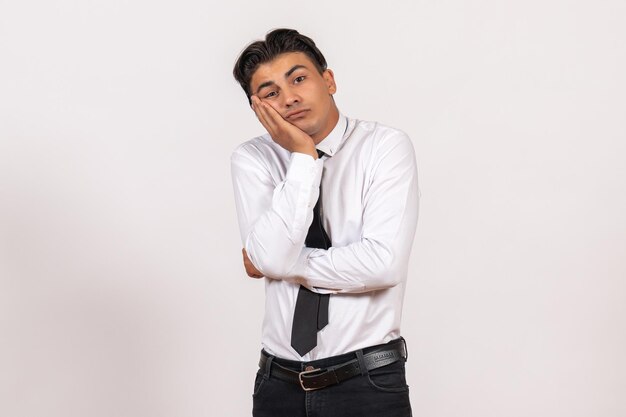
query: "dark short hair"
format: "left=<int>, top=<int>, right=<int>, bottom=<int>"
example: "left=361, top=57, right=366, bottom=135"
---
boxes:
left=233, top=28, right=328, bottom=104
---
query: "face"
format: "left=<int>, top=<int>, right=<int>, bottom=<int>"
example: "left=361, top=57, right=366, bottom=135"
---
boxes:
left=249, top=52, right=339, bottom=143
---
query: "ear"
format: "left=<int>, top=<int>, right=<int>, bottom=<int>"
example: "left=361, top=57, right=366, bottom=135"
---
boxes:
left=323, top=69, right=337, bottom=95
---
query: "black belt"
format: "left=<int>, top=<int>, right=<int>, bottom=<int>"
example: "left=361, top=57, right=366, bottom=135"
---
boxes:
left=258, top=339, right=407, bottom=391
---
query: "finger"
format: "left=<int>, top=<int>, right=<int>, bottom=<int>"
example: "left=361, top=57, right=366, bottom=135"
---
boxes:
left=253, top=96, right=285, bottom=133
left=245, top=264, right=263, bottom=278
left=245, top=261, right=261, bottom=274
left=248, top=265, right=262, bottom=276
left=250, top=96, right=264, bottom=122
left=245, top=264, right=262, bottom=278
left=251, top=96, right=275, bottom=132
left=250, top=96, right=264, bottom=123
left=258, top=99, right=287, bottom=129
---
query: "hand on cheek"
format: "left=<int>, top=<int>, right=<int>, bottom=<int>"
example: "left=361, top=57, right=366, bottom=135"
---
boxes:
left=250, top=95, right=317, bottom=158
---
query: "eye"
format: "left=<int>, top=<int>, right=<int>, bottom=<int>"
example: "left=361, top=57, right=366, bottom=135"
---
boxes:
left=264, top=91, right=278, bottom=99
left=294, top=75, right=306, bottom=84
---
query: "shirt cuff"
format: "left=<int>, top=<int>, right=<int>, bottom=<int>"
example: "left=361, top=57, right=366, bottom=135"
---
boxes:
left=291, top=247, right=336, bottom=295
left=286, top=152, right=323, bottom=183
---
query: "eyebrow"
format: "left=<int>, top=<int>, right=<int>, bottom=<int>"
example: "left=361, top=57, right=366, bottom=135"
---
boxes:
left=254, top=64, right=310, bottom=95
left=255, top=81, right=276, bottom=94
left=285, top=64, right=307, bottom=77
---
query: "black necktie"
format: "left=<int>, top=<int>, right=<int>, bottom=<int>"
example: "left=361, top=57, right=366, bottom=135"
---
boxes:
left=290, top=150, right=331, bottom=356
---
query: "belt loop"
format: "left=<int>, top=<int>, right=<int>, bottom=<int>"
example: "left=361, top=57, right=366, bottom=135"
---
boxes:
left=263, top=355, right=274, bottom=380
left=355, top=349, right=368, bottom=376
left=400, top=337, right=409, bottom=361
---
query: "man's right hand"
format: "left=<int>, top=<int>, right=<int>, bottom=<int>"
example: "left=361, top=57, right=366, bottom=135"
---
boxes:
left=251, top=95, right=317, bottom=158
left=242, top=248, right=264, bottom=279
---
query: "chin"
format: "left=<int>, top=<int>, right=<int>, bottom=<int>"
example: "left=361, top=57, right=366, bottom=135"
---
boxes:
left=295, top=118, right=318, bottom=133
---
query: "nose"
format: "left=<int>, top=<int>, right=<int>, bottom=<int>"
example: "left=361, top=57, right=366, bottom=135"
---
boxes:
left=282, top=86, right=300, bottom=107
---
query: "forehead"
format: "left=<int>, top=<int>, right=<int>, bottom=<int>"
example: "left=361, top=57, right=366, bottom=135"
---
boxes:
left=250, top=52, right=317, bottom=90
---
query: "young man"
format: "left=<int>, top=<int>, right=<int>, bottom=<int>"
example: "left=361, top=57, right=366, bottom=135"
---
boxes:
left=231, top=29, right=419, bottom=417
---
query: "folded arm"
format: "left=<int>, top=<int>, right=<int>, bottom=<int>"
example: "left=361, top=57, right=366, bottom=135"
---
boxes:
left=287, top=133, right=420, bottom=293
left=231, top=146, right=322, bottom=278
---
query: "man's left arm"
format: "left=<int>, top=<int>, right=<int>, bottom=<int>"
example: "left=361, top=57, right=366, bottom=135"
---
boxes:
left=288, top=131, right=420, bottom=293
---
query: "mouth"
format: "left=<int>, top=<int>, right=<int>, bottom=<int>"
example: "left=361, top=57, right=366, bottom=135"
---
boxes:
left=286, top=109, right=309, bottom=120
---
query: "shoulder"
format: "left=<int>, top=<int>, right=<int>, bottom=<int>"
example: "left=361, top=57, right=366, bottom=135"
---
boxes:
left=343, top=117, right=417, bottom=179
left=347, top=117, right=414, bottom=153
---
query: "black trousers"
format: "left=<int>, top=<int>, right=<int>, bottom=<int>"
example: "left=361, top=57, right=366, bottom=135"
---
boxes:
left=252, top=341, right=412, bottom=417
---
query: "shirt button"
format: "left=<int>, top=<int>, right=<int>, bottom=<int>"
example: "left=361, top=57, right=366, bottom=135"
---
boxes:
left=305, top=365, right=315, bottom=372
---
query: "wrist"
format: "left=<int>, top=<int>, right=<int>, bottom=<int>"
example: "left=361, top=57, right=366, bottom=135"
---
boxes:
left=292, top=144, right=317, bottom=159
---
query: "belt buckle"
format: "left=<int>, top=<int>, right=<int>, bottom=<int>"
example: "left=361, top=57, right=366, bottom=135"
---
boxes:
left=298, top=368, right=322, bottom=391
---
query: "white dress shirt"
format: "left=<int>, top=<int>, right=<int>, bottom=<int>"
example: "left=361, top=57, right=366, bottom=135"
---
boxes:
left=231, top=114, right=419, bottom=361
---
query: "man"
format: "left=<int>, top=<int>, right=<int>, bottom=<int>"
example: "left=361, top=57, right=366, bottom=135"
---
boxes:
left=231, top=28, right=419, bottom=417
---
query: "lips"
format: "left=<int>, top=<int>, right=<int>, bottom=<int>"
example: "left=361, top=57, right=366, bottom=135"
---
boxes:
left=286, top=109, right=309, bottom=120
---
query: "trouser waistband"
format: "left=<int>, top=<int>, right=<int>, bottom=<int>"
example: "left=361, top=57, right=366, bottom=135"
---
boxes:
left=258, top=338, right=407, bottom=391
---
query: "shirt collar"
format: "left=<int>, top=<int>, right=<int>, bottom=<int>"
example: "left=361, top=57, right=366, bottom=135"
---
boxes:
left=315, top=113, right=348, bottom=157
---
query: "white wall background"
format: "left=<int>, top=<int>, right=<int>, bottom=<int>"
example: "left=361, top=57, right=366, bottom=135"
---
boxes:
left=1, top=0, right=625, bottom=416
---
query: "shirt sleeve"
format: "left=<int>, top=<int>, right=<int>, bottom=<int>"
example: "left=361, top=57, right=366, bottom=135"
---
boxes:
left=288, top=132, right=420, bottom=293
left=231, top=143, right=323, bottom=278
